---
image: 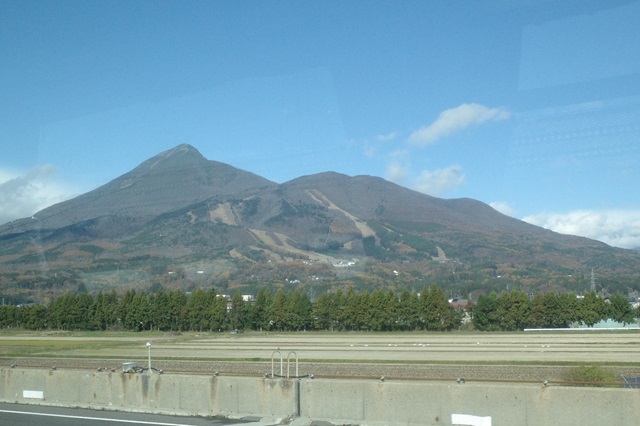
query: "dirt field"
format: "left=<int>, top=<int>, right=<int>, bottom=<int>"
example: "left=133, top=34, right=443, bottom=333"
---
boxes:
left=2, top=330, right=640, bottom=381
left=3, top=330, right=640, bottom=363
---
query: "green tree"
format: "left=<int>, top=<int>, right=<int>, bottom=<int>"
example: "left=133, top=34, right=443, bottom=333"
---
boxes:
left=91, top=291, right=119, bottom=331
left=367, top=290, right=385, bottom=331
left=557, top=292, right=580, bottom=327
left=47, top=293, right=93, bottom=330
left=382, top=290, right=400, bottom=331
left=148, top=290, right=169, bottom=331
left=269, top=289, right=289, bottom=331
left=75, top=292, right=94, bottom=330
left=125, top=293, right=151, bottom=331
left=229, top=291, right=247, bottom=331
left=209, top=290, right=227, bottom=331
left=608, top=293, right=635, bottom=325
left=47, top=293, right=70, bottom=330
left=580, top=292, right=608, bottom=327
left=472, top=292, right=500, bottom=331
left=528, top=292, right=580, bottom=329
left=528, top=292, right=547, bottom=328
left=312, top=290, right=344, bottom=331
left=542, top=292, right=566, bottom=328
left=397, top=288, right=420, bottom=331
left=186, top=288, right=221, bottom=331
left=312, top=292, right=334, bottom=330
left=167, top=289, right=187, bottom=331
left=22, top=305, right=47, bottom=330
left=288, top=288, right=312, bottom=331
left=0, top=305, right=17, bottom=328
left=497, top=290, right=531, bottom=331
left=250, top=288, right=272, bottom=331
left=420, top=284, right=458, bottom=331
left=118, top=290, right=137, bottom=330
left=341, top=288, right=361, bottom=331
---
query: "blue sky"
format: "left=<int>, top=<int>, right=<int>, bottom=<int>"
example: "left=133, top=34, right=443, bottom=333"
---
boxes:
left=1, top=0, right=640, bottom=249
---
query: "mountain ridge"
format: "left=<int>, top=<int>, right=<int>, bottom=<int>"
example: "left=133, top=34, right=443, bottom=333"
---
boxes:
left=0, top=144, right=275, bottom=236
left=1, top=144, right=639, bottom=301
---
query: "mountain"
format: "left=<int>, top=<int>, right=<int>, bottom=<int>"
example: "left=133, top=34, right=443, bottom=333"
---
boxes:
left=1, top=144, right=639, bottom=301
left=0, top=144, right=275, bottom=237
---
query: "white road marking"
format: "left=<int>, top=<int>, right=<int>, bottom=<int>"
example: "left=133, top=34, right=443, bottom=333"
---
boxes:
left=0, top=409, right=197, bottom=425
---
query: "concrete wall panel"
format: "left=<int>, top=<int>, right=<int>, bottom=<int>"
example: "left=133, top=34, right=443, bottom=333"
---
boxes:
left=2, top=367, right=640, bottom=425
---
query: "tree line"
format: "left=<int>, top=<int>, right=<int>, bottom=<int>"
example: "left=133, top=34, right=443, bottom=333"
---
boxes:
left=0, top=286, right=636, bottom=332
left=473, top=290, right=636, bottom=331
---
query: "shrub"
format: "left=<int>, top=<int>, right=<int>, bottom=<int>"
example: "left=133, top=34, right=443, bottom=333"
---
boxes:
left=563, top=365, right=619, bottom=387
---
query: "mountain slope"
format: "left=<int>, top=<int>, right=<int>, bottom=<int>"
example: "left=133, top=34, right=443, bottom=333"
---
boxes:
left=0, top=144, right=276, bottom=237
left=1, top=144, right=639, bottom=300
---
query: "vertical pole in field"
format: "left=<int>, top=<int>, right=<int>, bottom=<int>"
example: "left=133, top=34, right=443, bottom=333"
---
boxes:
left=146, top=342, right=152, bottom=373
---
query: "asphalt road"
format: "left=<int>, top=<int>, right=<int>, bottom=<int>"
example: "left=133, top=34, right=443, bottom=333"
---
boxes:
left=0, top=403, right=269, bottom=426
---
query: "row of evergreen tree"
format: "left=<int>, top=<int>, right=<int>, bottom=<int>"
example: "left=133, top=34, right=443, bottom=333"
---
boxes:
left=0, top=286, right=636, bottom=332
left=473, top=290, right=636, bottom=330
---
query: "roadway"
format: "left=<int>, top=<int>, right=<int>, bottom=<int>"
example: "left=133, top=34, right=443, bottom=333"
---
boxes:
left=0, top=403, right=271, bottom=426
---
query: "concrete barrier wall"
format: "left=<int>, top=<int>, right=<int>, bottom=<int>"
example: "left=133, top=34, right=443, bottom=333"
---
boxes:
left=0, top=368, right=296, bottom=419
left=299, top=378, right=640, bottom=425
left=2, top=367, right=640, bottom=425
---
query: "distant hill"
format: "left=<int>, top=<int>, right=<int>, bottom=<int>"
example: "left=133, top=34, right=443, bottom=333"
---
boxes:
left=1, top=144, right=639, bottom=302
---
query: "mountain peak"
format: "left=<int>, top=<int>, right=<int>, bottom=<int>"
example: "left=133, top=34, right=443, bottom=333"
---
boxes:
left=0, top=144, right=274, bottom=234
left=159, top=144, right=204, bottom=159
left=135, top=144, right=207, bottom=172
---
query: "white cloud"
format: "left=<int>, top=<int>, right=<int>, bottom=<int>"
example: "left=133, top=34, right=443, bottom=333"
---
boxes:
left=375, top=131, right=399, bottom=142
left=522, top=210, right=640, bottom=249
left=0, top=166, right=78, bottom=225
left=408, top=103, right=510, bottom=146
left=385, top=155, right=466, bottom=197
left=385, top=161, right=409, bottom=184
left=358, top=131, right=401, bottom=159
left=489, top=201, right=515, bottom=217
left=413, top=165, right=465, bottom=196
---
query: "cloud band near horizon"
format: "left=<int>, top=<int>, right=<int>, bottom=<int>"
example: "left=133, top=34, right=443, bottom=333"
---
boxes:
left=523, top=210, right=640, bottom=250
left=0, top=166, right=77, bottom=225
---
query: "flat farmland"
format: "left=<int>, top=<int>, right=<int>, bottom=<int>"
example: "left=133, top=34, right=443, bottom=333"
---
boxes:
left=3, top=331, right=640, bottom=382
left=2, top=330, right=640, bottom=364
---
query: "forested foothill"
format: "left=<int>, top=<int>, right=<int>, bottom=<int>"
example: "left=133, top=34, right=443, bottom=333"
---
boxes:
left=0, top=285, right=637, bottom=332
